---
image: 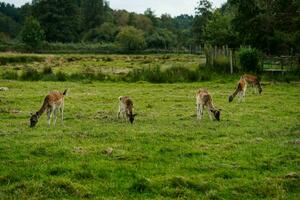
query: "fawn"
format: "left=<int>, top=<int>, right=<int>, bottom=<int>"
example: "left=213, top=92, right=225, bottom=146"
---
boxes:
left=196, top=88, right=221, bottom=121
left=117, top=96, right=137, bottom=124
left=30, top=89, right=67, bottom=127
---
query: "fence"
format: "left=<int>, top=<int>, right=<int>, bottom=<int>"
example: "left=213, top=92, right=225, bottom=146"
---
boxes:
left=262, top=55, right=300, bottom=75
left=204, top=45, right=235, bottom=74
left=204, top=45, right=300, bottom=75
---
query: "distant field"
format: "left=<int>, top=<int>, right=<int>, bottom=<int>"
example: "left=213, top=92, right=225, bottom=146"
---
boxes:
left=0, top=53, right=205, bottom=76
left=0, top=80, right=299, bottom=199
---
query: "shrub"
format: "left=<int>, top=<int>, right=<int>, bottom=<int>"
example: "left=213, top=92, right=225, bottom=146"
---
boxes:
left=2, top=71, right=18, bottom=80
left=56, top=71, right=67, bottom=81
left=42, top=66, right=53, bottom=74
left=238, top=48, right=261, bottom=73
left=41, top=73, right=58, bottom=81
left=116, top=26, right=146, bottom=51
left=127, top=65, right=211, bottom=83
left=128, top=66, right=165, bottom=83
left=20, top=67, right=40, bottom=81
left=129, top=178, right=153, bottom=193
left=164, top=66, right=197, bottom=83
left=0, top=55, right=44, bottom=65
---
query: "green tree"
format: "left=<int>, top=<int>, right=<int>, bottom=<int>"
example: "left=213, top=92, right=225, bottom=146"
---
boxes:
left=32, top=0, right=80, bottom=42
left=146, top=28, right=176, bottom=49
left=144, top=8, right=157, bottom=26
left=21, top=16, right=45, bottom=49
left=0, top=12, right=20, bottom=38
left=129, top=14, right=153, bottom=32
left=204, top=10, right=238, bottom=47
left=116, top=26, right=146, bottom=51
left=83, top=22, right=118, bottom=42
left=82, top=0, right=105, bottom=31
left=113, top=10, right=130, bottom=26
left=192, top=0, right=213, bottom=44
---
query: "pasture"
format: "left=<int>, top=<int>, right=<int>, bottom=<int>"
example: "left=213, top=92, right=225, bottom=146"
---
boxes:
left=0, top=79, right=299, bottom=199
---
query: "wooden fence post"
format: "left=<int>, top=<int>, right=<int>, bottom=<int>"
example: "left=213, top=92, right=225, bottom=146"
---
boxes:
left=230, top=49, right=233, bottom=74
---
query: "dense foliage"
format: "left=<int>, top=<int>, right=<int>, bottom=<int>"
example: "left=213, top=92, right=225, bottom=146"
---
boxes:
left=0, top=0, right=299, bottom=54
left=238, top=48, right=261, bottom=73
left=21, top=16, right=44, bottom=49
left=0, top=0, right=193, bottom=51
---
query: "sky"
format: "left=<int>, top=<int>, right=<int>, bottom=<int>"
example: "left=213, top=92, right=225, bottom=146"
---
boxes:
left=2, top=0, right=227, bottom=16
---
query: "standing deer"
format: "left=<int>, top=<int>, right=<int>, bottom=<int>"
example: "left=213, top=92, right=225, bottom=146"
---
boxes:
left=196, top=88, right=221, bottom=121
left=30, top=89, right=67, bottom=127
left=118, top=96, right=137, bottom=124
left=229, top=74, right=262, bottom=102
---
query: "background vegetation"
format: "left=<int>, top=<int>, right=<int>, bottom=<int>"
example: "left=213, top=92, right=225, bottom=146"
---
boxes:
left=0, top=0, right=299, bottom=55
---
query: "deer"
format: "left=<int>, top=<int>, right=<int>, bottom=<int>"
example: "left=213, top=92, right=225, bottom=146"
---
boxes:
left=117, top=96, right=137, bottom=124
left=229, top=74, right=262, bottom=102
left=196, top=88, right=221, bottom=121
left=30, top=89, right=67, bottom=127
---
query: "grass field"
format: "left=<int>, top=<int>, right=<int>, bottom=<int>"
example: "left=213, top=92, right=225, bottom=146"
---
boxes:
left=0, top=79, right=299, bottom=199
left=0, top=53, right=204, bottom=76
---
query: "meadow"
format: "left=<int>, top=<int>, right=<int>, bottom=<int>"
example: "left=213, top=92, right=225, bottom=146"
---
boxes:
left=0, top=54, right=299, bottom=199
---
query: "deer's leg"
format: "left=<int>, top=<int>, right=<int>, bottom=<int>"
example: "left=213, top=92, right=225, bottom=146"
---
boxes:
left=198, top=104, right=204, bottom=120
left=117, top=106, right=121, bottom=119
left=60, top=106, right=64, bottom=125
left=196, top=103, right=201, bottom=120
left=53, top=108, right=58, bottom=126
left=47, top=108, right=52, bottom=127
left=238, top=92, right=242, bottom=102
left=208, top=107, right=213, bottom=120
left=242, top=88, right=247, bottom=102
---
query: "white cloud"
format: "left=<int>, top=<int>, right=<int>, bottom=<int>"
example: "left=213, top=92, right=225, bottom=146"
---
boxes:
left=2, top=0, right=227, bottom=16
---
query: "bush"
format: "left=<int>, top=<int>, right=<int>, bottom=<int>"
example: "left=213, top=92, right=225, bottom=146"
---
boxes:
left=42, top=66, right=53, bottom=74
left=128, top=66, right=165, bottom=83
left=0, top=55, right=44, bottom=65
left=127, top=65, right=212, bottom=83
left=164, top=66, right=197, bottom=83
left=238, top=48, right=261, bottom=73
left=116, top=26, right=146, bottom=51
left=56, top=71, right=67, bottom=81
left=2, top=71, right=18, bottom=80
left=20, top=67, right=40, bottom=81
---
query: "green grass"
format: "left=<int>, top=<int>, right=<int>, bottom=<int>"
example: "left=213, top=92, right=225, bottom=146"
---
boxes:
left=0, top=80, right=299, bottom=199
left=0, top=53, right=204, bottom=76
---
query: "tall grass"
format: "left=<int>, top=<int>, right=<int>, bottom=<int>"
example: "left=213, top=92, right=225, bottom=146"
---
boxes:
left=127, top=65, right=212, bottom=83
left=1, top=65, right=213, bottom=83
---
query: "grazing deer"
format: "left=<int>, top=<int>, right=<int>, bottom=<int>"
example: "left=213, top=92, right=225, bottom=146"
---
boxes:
left=242, top=74, right=262, bottom=94
left=117, top=96, right=137, bottom=124
left=229, top=74, right=262, bottom=102
left=229, top=78, right=247, bottom=102
left=30, top=89, right=67, bottom=127
left=196, top=88, right=221, bottom=121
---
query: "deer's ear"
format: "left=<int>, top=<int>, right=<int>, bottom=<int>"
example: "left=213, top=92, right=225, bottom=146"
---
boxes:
left=30, top=112, right=33, bottom=116
left=133, top=114, right=137, bottom=117
left=218, top=109, right=222, bottom=111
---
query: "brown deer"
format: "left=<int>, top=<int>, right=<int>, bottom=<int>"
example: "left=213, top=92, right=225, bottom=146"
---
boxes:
left=229, top=74, right=262, bottom=102
left=242, top=74, right=262, bottom=94
left=117, top=96, right=137, bottom=124
left=196, top=88, right=221, bottom=121
left=30, top=89, right=67, bottom=127
left=229, top=78, right=247, bottom=102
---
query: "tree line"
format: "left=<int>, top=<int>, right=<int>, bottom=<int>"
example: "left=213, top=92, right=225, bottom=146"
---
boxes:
left=0, top=0, right=299, bottom=55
